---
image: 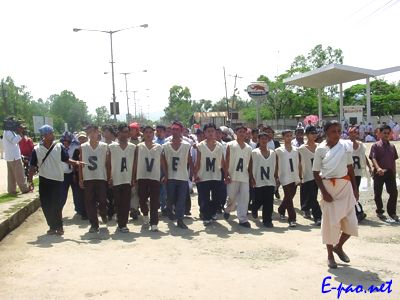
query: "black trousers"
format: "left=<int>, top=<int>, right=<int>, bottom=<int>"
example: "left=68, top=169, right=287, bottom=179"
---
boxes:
left=300, top=180, right=322, bottom=221
left=373, top=170, right=398, bottom=216
left=39, top=176, right=63, bottom=230
left=106, top=186, right=114, bottom=217
left=197, top=180, right=224, bottom=221
left=253, top=185, right=275, bottom=224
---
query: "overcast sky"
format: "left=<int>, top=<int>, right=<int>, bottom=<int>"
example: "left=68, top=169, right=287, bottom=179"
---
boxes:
left=1, top=0, right=399, bottom=121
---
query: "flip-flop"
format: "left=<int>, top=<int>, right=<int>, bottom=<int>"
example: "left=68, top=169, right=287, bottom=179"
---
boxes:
left=328, top=258, right=337, bottom=269
left=333, top=247, right=350, bottom=263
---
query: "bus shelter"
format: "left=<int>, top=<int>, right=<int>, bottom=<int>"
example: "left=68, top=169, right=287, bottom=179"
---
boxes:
left=283, top=64, right=400, bottom=124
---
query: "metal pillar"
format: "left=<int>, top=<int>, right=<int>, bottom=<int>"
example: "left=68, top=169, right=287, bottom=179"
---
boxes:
left=318, top=89, right=322, bottom=125
left=109, top=32, right=117, bottom=121
left=366, top=77, right=371, bottom=124
left=339, top=83, right=343, bottom=123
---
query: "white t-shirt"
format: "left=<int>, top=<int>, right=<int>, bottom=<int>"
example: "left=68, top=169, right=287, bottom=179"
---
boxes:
left=3, top=130, right=22, bottom=161
left=163, top=142, right=191, bottom=181
left=197, top=140, right=224, bottom=182
left=365, top=135, right=376, bottom=142
left=62, top=143, right=80, bottom=174
left=352, top=141, right=367, bottom=177
left=251, top=148, right=276, bottom=187
left=227, top=140, right=252, bottom=183
left=298, top=144, right=317, bottom=183
left=109, top=142, right=136, bottom=186
left=313, top=140, right=353, bottom=179
left=249, top=140, right=257, bottom=150
left=81, top=141, right=108, bottom=181
left=136, top=142, right=162, bottom=181
left=276, top=146, right=300, bottom=186
left=267, top=140, right=276, bottom=150
left=34, top=142, right=66, bottom=181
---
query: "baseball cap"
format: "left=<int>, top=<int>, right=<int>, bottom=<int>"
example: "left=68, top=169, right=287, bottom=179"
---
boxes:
left=129, top=122, right=140, bottom=129
left=77, top=131, right=87, bottom=138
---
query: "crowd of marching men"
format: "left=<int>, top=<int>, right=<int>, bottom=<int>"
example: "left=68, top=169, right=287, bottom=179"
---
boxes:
left=26, top=120, right=398, bottom=239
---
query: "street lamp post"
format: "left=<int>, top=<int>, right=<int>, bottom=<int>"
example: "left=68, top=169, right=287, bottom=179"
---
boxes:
left=120, top=70, right=147, bottom=122
left=73, top=24, right=148, bottom=121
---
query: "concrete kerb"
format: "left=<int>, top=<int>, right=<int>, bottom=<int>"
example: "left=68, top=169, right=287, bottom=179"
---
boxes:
left=0, top=193, right=40, bottom=241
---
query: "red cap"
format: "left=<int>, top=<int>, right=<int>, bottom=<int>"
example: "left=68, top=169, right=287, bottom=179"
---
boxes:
left=129, top=122, right=140, bottom=129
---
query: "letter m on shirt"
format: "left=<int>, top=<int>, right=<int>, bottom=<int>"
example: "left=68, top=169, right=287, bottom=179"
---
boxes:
left=206, top=157, right=216, bottom=172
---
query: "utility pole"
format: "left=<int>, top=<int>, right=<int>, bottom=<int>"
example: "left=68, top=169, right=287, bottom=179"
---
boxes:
left=223, top=67, right=229, bottom=125
left=229, top=73, right=243, bottom=125
left=121, top=72, right=130, bottom=122
left=132, top=91, right=138, bottom=119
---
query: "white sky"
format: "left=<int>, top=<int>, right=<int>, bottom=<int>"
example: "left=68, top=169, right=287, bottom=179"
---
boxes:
left=1, top=0, right=400, bottom=121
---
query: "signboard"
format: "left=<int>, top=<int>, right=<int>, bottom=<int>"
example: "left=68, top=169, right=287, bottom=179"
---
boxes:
left=343, top=106, right=363, bottom=114
left=110, top=102, right=120, bottom=115
left=343, top=106, right=364, bottom=125
left=246, top=82, right=269, bottom=97
left=33, top=116, right=45, bottom=134
left=33, top=116, right=54, bottom=133
left=44, top=117, right=53, bottom=127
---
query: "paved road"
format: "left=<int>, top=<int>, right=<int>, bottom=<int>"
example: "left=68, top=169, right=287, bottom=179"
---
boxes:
left=0, top=190, right=399, bottom=299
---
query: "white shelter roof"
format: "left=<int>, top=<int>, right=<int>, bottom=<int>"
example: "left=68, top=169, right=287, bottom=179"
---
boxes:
left=283, top=64, right=400, bottom=88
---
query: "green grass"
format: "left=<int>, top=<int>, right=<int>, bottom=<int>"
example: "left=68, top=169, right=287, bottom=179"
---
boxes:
left=0, top=177, right=39, bottom=204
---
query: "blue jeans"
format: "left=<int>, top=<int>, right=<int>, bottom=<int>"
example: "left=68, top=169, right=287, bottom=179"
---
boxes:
left=160, top=184, right=167, bottom=210
left=61, top=173, right=86, bottom=216
left=167, top=179, right=188, bottom=220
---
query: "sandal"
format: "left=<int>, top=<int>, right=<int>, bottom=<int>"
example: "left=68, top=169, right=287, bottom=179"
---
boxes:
left=333, top=247, right=350, bottom=263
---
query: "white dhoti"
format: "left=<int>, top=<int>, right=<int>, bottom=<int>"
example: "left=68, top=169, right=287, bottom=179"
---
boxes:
left=321, top=178, right=358, bottom=245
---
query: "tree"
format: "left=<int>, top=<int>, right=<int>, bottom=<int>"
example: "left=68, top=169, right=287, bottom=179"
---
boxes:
left=192, top=99, right=212, bottom=112
left=344, top=79, right=400, bottom=116
left=94, top=106, right=111, bottom=126
left=163, top=85, right=193, bottom=126
left=256, top=74, right=297, bottom=124
left=289, top=44, right=344, bottom=74
left=48, top=90, right=90, bottom=132
left=0, top=77, right=51, bottom=132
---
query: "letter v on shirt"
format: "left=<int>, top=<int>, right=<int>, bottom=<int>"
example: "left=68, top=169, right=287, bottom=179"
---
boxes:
left=136, top=142, right=162, bottom=180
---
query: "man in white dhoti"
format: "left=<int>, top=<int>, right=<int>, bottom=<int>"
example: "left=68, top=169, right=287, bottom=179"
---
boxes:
left=313, top=121, right=359, bottom=269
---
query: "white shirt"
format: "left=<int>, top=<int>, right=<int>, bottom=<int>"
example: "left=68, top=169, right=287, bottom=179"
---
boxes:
left=276, top=146, right=300, bottom=186
left=298, top=144, right=317, bottom=183
left=251, top=148, right=276, bottom=187
left=34, top=142, right=66, bottom=181
left=163, top=142, right=191, bottom=181
left=62, top=143, right=80, bottom=174
left=197, top=141, right=224, bottom=182
left=249, top=140, right=257, bottom=150
left=136, top=142, right=162, bottom=180
left=313, top=140, right=353, bottom=179
left=352, top=141, right=367, bottom=177
left=227, top=140, right=252, bottom=183
left=81, top=141, right=108, bottom=181
left=109, top=142, right=136, bottom=186
left=3, top=130, right=22, bottom=161
left=365, top=135, right=376, bottom=142
left=267, top=140, right=275, bottom=150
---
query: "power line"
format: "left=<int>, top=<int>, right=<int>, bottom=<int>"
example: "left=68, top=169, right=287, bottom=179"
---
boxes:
left=347, top=0, right=381, bottom=18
